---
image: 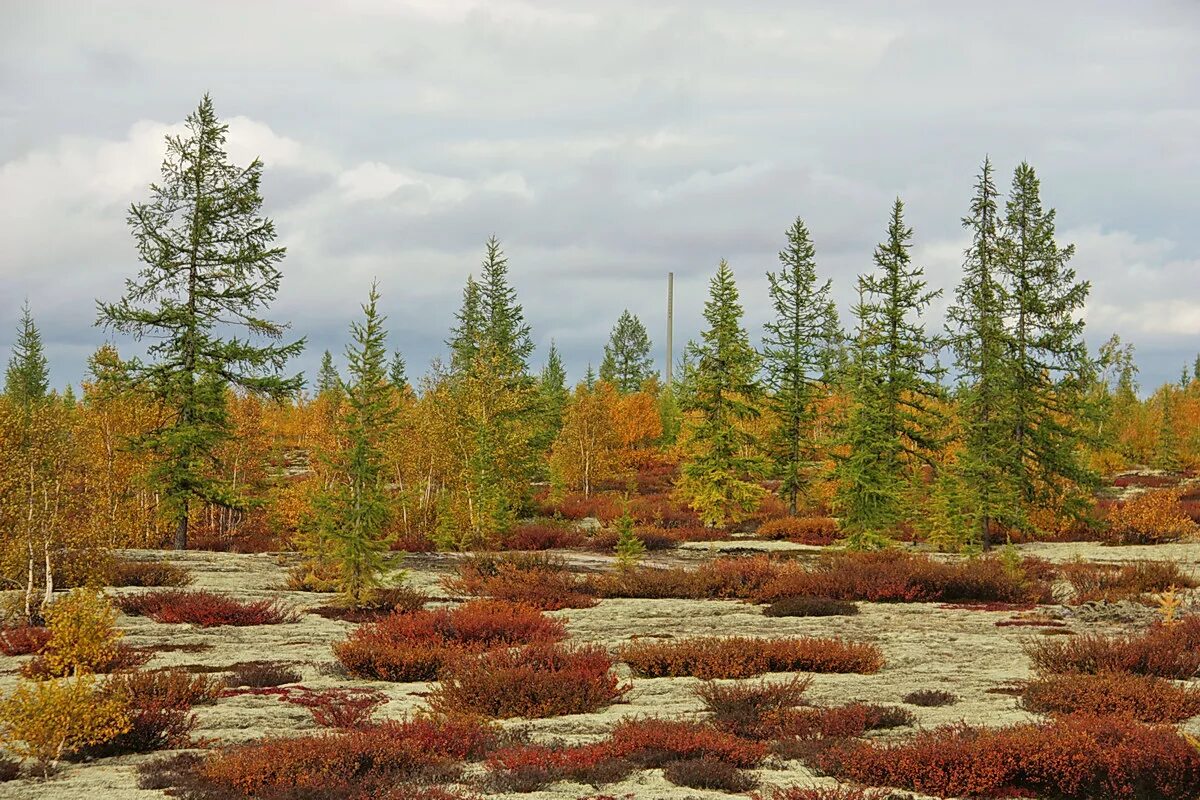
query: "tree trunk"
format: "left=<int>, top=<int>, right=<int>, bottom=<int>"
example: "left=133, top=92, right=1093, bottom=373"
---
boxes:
left=175, top=497, right=189, bottom=550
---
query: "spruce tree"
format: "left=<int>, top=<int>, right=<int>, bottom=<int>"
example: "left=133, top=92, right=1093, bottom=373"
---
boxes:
left=96, top=95, right=303, bottom=550
left=761, top=216, right=836, bottom=514
left=676, top=260, right=767, bottom=526
left=448, top=276, right=484, bottom=374
left=999, top=162, right=1096, bottom=521
left=310, top=283, right=396, bottom=605
left=834, top=200, right=944, bottom=544
left=479, top=236, right=533, bottom=377
left=1153, top=388, right=1181, bottom=472
left=600, top=310, right=655, bottom=392
left=316, top=350, right=341, bottom=396
left=4, top=301, right=50, bottom=409
left=946, top=158, right=1018, bottom=549
left=389, top=351, right=408, bottom=392
left=534, top=341, right=569, bottom=451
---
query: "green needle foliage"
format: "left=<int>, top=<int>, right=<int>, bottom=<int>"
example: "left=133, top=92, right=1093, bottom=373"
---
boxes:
left=96, top=94, right=304, bottom=550
left=677, top=260, right=767, bottom=527
left=613, top=509, right=645, bottom=570
left=600, top=310, right=656, bottom=392
left=310, top=282, right=397, bottom=606
left=4, top=302, right=50, bottom=409
left=316, top=350, right=341, bottom=397
left=835, top=199, right=945, bottom=547
left=762, top=217, right=837, bottom=515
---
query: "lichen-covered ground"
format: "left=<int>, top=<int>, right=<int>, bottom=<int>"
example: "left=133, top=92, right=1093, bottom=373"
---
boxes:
left=2, top=540, right=1197, bottom=799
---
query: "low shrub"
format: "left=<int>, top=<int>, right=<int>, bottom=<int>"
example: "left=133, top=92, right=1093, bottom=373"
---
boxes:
left=779, top=703, right=915, bottom=740
left=225, top=661, right=303, bottom=688
left=628, top=493, right=701, bottom=528
left=117, top=590, right=300, bottom=627
left=1058, top=559, right=1197, bottom=604
left=76, top=669, right=220, bottom=757
left=1020, top=672, right=1200, bottom=722
left=586, top=527, right=679, bottom=552
left=902, top=689, right=958, bottom=707
left=106, top=559, right=193, bottom=587
left=620, top=636, right=883, bottom=679
left=663, top=757, right=757, bottom=792
left=591, top=555, right=786, bottom=601
left=696, top=676, right=813, bottom=739
left=0, top=626, right=50, bottom=656
left=286, top=560, right=342, bottom=592
left=333, top=599, right=566, bottom=681
left=548, top=493, right=623, bottom=523
left=445, top=553, right=597, bottom=610
left=0, top=675, right=130, bottom=774
left=755, top=550, right=1051, bottom=605
left=764, top=597, right=859, bottom=617
left=1025, top=617, right=1200, bottom=679
left=0, top=755, right=18, bottom=782
left=757, top=517, right=840, bottom=546
left=312, top=585, right=429, bottom=622
left=429, top=643, right=627, bottom=719
left=501, top=521, right=585, bottom=551
left=1104, top=488, right=1198, bottom=544
left=289, top=688, right=389, bottom=728
left=26, top=588, right=148, bottom=677
left=751, top=789, right=892, bottom=800
left=815, top=714, right=1200, bottom=800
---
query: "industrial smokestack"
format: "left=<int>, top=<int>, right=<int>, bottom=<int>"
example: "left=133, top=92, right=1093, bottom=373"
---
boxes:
left=666, top=271, right=674, bottom=387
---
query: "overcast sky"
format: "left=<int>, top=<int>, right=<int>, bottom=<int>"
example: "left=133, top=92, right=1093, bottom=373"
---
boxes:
left=2, top=0, right=1198, bottom=394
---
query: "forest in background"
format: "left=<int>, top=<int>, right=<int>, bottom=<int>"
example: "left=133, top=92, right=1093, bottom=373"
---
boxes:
left=3, top=95, right=1199, bottom=616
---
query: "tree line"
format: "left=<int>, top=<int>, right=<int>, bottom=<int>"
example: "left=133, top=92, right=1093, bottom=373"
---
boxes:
left=3, top=95, right=1197, bottom=611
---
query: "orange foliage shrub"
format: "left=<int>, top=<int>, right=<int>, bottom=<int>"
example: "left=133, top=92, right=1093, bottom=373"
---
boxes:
left=1020, top=672, right=1200, bottom=722
left=547, top=492, right=623, bottom=523
left=117, top=591, right=299, bottom=627
left=620, top=635, right=883, bottom=679
left=1057, top=559, right=1196, bottom=603
left=591, top=555, right=786, bottom=600
left=444, top=553, right=596, bottom=610
left=815, top=715, right=1200, bottom=800
left=1025, top=617, right=1200, bottom=679
left=757, top=516, right=840, bottom=546
left=429, top=643, right=627, bottom=719
left=1104, top=488, right=1199, bottom=544
left=499, top=521, right=585, bottom=551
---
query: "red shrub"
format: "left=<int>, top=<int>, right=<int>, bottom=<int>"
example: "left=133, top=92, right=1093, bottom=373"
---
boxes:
left=199, top=715, right=497, bottom=798
left=620, top=636, right=883, bottom=679
left=117, top=590, right=299, bottom=627
left=445, top=553, right=597, bottom=610
left=1025, top=617, right=1200, bottom=679
left=816, top=715, right=1200, bottom=800
left=291, top=688, right=388, bottom=729
left=77, top=669, right=221, bottom=758
left=106, top=559, right=193, bottom=587
left=389, top=531, right=436, bottom=552
left=662, top=757, right=757, bottom=791
left=1057, top=559, right=1196, bottom=604
left=592, top=555, right=787, bottom=600
left=587, top=527, right=680, bottom=552
left=501, top=521, right=585, bottom=551
left=628, top=493, right=701, bottom=528
left=225, top=661, right=302, bottom=688
left=333, top=600, right=566, bottom=681
left=548, top=493, right=623, bottom=523
left=1020, top=672, right=1200, bottom=722
left=697, top=676, right=813, bottom=739
left=0, top=626, right=50, bottom=656
left=752, top=789, right=891, bottom=800
left=757, top=517, right=840, bottom=546
left=429, top=643, right=627, bottom=719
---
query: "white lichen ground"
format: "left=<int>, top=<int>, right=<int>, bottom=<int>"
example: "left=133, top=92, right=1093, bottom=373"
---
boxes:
left=1, top=541, right=1198, bottom=800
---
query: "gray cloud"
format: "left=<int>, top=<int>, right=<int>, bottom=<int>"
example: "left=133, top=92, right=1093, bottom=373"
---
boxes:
left=1, top=0, right=1198, bottom=392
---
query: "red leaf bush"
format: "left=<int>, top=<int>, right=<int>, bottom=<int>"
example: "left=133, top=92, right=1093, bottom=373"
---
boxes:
left=815, top=714, right=1200, bottom=800
left=662, top=757, right=757, bottom=791
left=333, top=599, right=567, bottom=681
left=429, top=643, right=627, bottom=718
left=0, top=626, right=51, bottom=656
left=752, top=789, right=892, bottom=800
left=592, top=555, right=786, bottom=600
left=106, top=559, right=194, bottom=587
left=224, top=661, right=302, bottom=688
left=628, top=493, right=701, bottom=528
left=1020, top=671, right=1200, bottom=722
left=1057, top=559, right=1196, bottom=603
left=76, top=669, right=221, bottom=757
left=312, top=585, right=429, bottom=622
left=757, top=517, right=840, bottom=546
left=500, top=521, right=585, bottom=551
left=1025, top=617, right=1200, bottom=679
left=289, top=688, right=389, bottom=729
left=445, top=553, right=597, bottom=610
left=117, top=590, right=299, bottom=627
left=620, top=636, right=883, bottom=679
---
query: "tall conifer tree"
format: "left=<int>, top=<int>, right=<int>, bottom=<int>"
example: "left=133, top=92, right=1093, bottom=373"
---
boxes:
left=600, top=310, right=655, bottom=392
left=5, top=302, right=50, bottom=408
left=316, top=350, right=340, bottom=396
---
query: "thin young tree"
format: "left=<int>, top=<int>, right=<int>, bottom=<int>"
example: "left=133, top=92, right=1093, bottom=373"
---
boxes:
left=310, top=283, right=396, bottom=605
left=316, top=350, right=340, bottom=396
left=479, top=236, right=534, bottom=378
left=999, top=162, right=1096, bottom=522
left=600, top=310, right=656, bottom=392
left=534, top=340, right=569, bottom=452
left=676, top=260, right=767, bottom=527
left=761, top=217, right=836, bottom=514
left=946, top=158, right=1018, bottom=549
left=5, top=302, right=50, bottom=408
left=96, top=94, right=304, bottom=550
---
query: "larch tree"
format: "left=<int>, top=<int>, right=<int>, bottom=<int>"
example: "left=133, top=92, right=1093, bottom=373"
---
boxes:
left=761, top=216, right=836, bottom=515
left=835, top=200, right=944, bottom=545
left=946, top=158, right=1019, bottom=549
left=999, top=162, right=1096, bottom=523
left=600, top=310, right=656, bottom=392
left=96, top=94, right=304, bottom=550
left=676, top=260, right=767, bottom=527
left=309, top=283, right=397, bottom=605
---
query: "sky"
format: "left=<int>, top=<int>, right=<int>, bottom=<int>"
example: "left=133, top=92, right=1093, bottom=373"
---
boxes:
left=2, top=0, right=1198, bottom=394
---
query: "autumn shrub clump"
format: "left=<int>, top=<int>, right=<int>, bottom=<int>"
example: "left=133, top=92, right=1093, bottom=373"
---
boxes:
left=1104, top=488, right=1199, bottom=544
left=0, top=675, right=131, bottom=774
left=752, top=789, right=892, bottom=800
left=76, top=669, right=221, bottom=757
left=311, top=585, right=429, bottom=622
left=191, top=714, right=498, bottom=799
left=697, top=676, right=813, bottom=739
left=445, top=553, right=597, bottom=610
left=620, top=636, right=883, bottom=679
left=106, top=558, right=193, bottom=587
left=1057, top=558, right=1197, bottom=604
left=25, top=588, right=148, bottom=677
left=814, top=714, right=1200, bottom=800
left=500, top=520, right=585, bottom=551
left=429, top=643, right=627, bottom=719
left=754, top=550, right=1051, bottom=605
left=333, top=599, right=566, bottom=681
left=1025, top=617, right=1200, bottom=679
left=0, top=626, right=50, bottom=656
left=764, top=597, right=859, bottom=617
left=663, top=757, right=758, bottom=792
left=903, top=689, right=958, bottom=707
left=757, top=516, right=840, bottom=546
left=224, top=661, right=303, bottom=688
left=117, top=590, right=300, bottom=627
left=592, top=555, right=786, bottom=600
left=1020, top=671, right=1200, bottom=722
